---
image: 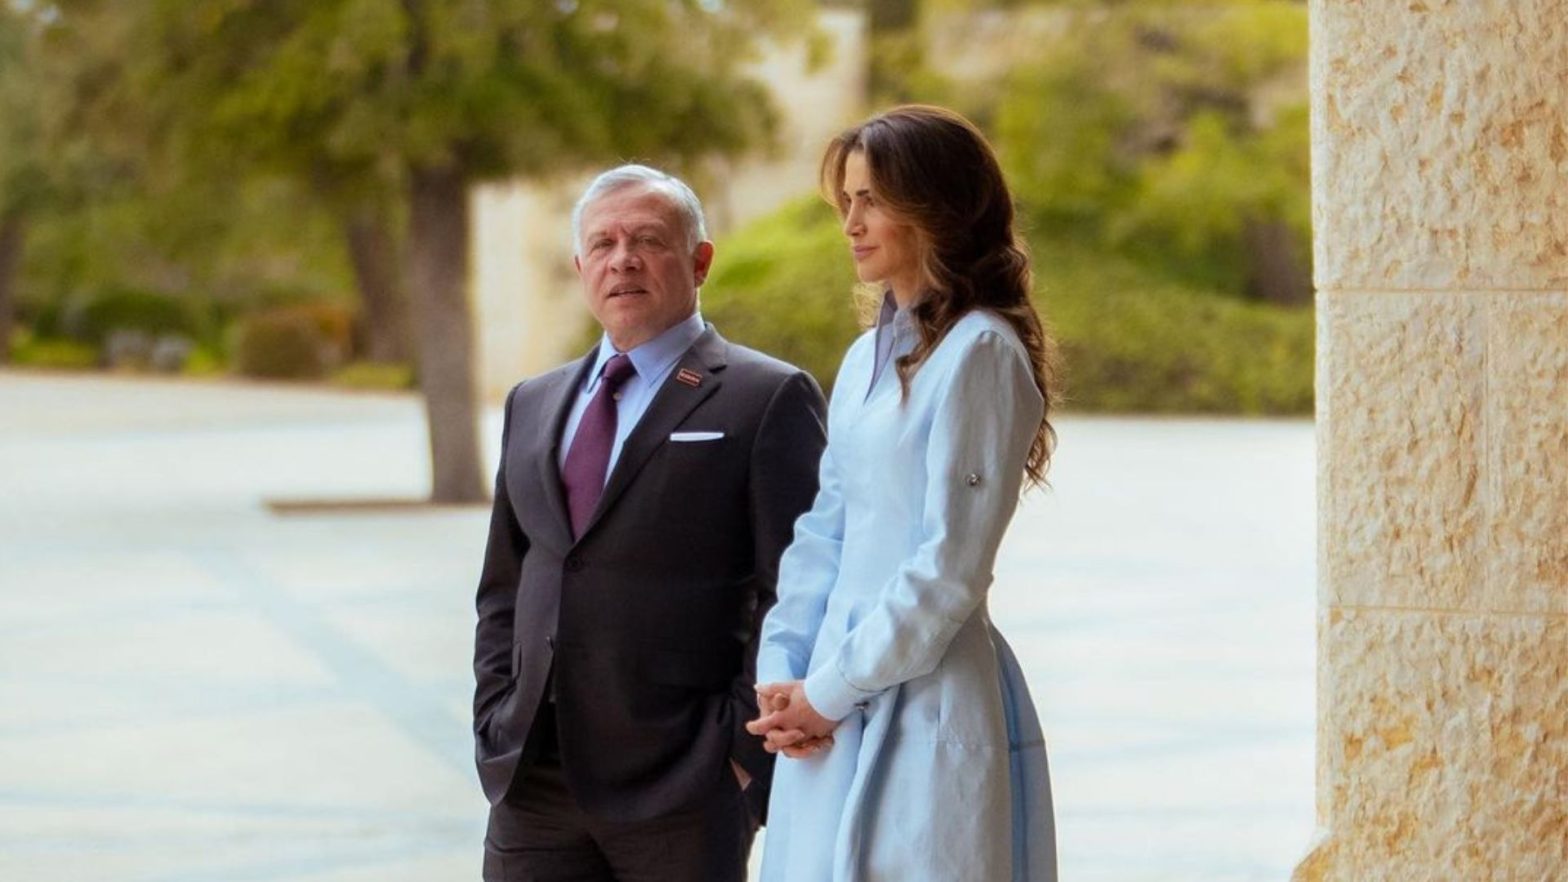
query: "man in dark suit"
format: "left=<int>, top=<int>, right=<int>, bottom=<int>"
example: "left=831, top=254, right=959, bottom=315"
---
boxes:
left=472, top=164, right=828, bottom=882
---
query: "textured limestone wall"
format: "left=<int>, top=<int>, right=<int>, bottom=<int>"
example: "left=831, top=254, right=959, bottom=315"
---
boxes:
left=1300, top=1, right=1568, bottom=879
left=1312, top=0, right=1568, bottom=290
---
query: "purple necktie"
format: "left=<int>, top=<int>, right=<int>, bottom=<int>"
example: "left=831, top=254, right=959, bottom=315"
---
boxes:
left=561, top=354, right=637, bottom=538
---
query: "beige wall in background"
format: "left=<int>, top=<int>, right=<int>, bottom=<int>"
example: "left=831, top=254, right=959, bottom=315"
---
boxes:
left=470, top=180, right=583, bottom=404
left=705, top=10, right=870, bottom=236
left=469, top=9, right=868, bottom=402
left=923, top=5, right=1075, bottom=84
left=1297, top=1, right=1568, bottom=879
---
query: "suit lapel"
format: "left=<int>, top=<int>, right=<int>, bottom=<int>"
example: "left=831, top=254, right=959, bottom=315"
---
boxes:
left=535, top=348, right=597, bottom=548
left=575, top=326, right=727, bottom=542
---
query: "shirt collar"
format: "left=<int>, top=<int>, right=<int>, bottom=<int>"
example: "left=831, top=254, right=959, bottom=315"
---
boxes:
left=875, top=289, right=914, bottom=333
left=586, top=311, right=706, bottom=392
left=873, top=290, right=915, bottom=359
left=868, top=290, right=915, bottom=397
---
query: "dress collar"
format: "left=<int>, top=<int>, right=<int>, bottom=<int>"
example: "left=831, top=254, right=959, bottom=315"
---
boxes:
left=868, top=291, right=915, bottom=397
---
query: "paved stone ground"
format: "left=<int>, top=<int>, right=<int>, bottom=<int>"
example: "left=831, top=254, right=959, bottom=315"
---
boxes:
left=0, top=371, right=1317, bottom=881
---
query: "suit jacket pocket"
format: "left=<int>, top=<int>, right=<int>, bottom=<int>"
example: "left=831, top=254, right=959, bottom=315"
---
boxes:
left=643, top=647, right=737, bottom=691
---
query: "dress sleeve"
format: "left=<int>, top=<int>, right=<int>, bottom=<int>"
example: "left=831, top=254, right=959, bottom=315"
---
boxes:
left=803, top=330, right=1043, bottom=721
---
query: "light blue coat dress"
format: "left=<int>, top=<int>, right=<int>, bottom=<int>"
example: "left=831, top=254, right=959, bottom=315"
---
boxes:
left=756, top=303, right=1057, bottom=882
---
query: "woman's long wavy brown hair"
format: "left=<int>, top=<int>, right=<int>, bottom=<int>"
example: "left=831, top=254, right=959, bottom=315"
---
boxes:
left=821, top=105, right=1059, bottom=486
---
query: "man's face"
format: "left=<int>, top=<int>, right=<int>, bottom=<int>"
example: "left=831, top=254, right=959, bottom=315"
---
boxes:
left=574, top=185, right=714, bottom=351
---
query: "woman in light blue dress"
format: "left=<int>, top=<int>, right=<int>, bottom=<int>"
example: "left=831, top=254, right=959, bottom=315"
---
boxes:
left=746, top=105, right=1059, bottom=881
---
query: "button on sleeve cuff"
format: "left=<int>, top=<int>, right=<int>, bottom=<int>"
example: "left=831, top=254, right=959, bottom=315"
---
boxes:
left=803, top=660, right=877, bottom=723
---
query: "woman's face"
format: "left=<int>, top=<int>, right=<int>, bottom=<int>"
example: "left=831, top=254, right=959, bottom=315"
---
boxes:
left=839, top=150, right=922, bottom=306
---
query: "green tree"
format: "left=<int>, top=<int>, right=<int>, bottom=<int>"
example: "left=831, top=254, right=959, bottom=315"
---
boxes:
left=0, top=2, right=48, bottom=363
left=119, top=0, right=812, bottom=502
left=16, top=2, right=354, bottom=367
left=994, top=1, right=1311, bottom=304
left=115, top=0, right=417, bottom=365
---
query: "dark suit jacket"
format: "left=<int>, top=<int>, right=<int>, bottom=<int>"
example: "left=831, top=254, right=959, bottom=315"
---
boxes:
left=472, top=324, right=827, bottom=824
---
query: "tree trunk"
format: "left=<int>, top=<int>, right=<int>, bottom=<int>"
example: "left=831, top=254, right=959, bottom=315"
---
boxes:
left=407, top=164, right=485, bottom=504
left=342, top=204, right=413, bottom=363
left=1243, top=216, right=1313, bottom=306
left=0, top=215, right=22, bottom=364
left=869, top=0, right=917, bottom=31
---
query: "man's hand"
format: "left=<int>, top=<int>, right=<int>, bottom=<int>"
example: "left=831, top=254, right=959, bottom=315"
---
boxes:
left=747, top=681, right=837, bottom=759
left=730, top=758, right=751, bottom=790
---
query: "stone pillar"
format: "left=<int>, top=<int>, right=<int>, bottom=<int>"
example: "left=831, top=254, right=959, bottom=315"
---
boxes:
left=1298, top=2, right=1568, bottom=879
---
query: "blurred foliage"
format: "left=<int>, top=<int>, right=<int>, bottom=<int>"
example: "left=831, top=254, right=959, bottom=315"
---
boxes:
left=59, top=287, right=203, bottom=346
left=126, top=0, right=816, bottom=186
left=19, top=177, right=357, bottom=323
left=4, top=4, right=358, bottom=355
left=332, top=360, right=417, bottom=392
left=0, top=5, right=47, bottom=220
left=872, top=0, right=1311, bottom=305
left=8, top=326, right=99, bottom=370
left=0, top=4, right=44, bottom=362
left=230, top=303, right=355, bottom=380
left=704, top=195, right=1312, bottom=414
left=297, top=302, right=356, bottom=359
left=701, top=199, right=863, bottom=389
left=180, top=344, right=226, bottom=377
left=867, top=0, right=925, bottom=104
left=1040, top=238, right=1312, bottom=414
left=992, top=0, right=1311, bottom=303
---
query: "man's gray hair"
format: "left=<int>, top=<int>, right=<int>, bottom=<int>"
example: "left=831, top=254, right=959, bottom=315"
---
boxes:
left=571, top=164, right=709, bottom=256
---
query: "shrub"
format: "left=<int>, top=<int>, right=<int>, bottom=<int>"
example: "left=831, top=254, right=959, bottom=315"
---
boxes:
left=333, top=360, right=415, bottom=391
left=181, top=345, right=226, bottom=377
left=1036, top=239, right=1313, bottom=414
left=700, top=199, right=865, bottom=393
left=62, top=287, right=203, bottom=346
left=10, top=327, right=99, bottom=370
left=230, top=304, right=353, bottom=380
left=288, top=302, right=355, bottom=363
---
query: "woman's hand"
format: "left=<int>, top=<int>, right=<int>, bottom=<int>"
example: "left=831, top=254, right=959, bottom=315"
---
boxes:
left=748, top=681, right=837, bottom=758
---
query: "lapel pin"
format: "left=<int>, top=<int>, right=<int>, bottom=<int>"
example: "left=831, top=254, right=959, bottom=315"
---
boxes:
left=676, top=368, right=703, bottom=388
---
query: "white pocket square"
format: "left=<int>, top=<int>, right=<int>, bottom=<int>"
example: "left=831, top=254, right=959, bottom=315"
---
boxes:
left=669, top=431, right=725, bottom=442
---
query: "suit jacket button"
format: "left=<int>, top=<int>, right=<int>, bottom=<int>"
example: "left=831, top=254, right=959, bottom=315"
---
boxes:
left=546, top=635, right=556, bottom=650
left=564, top=555, right=584, bottom=572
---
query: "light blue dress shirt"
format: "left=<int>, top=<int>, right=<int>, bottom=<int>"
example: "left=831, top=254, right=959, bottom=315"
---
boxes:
left=557, top=312, right=706, bottom=480
left=756, top=303, right=1056, bottom=881
left=867, top=291, right=906, bottom=396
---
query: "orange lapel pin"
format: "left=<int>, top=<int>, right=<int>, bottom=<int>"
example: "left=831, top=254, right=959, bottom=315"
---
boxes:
left=676, top=368, right=702, bottom=388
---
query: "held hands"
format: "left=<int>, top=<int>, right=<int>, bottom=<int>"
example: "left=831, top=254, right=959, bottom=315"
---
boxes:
left=747, top=681, right=837, bottom=759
